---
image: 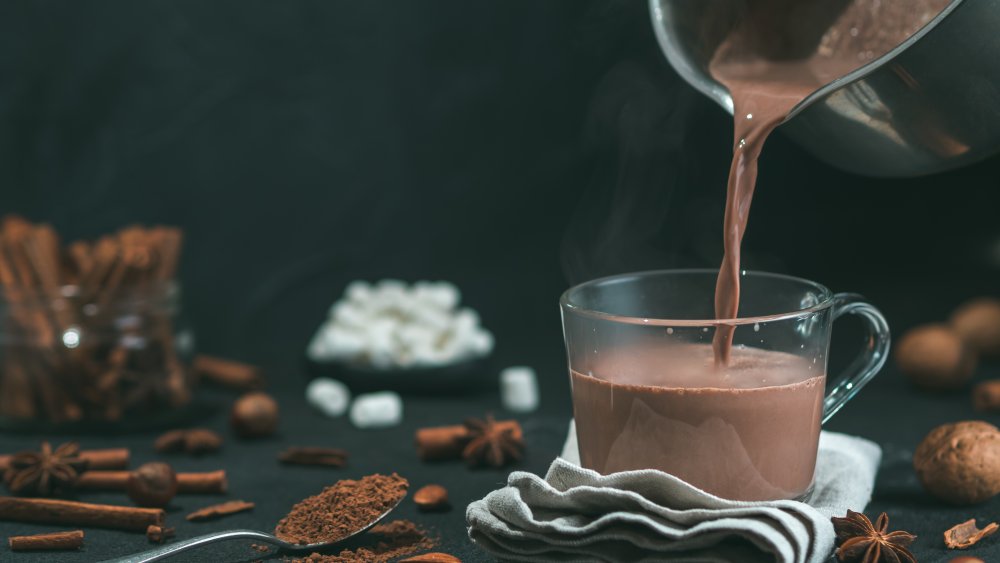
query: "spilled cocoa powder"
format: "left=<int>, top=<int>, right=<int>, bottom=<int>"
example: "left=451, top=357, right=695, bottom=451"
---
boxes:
left=288, top=520, right=436, bottom=563
left=275, top=473, right=409, bottom=545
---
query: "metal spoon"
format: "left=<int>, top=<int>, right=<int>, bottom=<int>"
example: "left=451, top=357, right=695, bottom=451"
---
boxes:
left=99, top=496, right=403, bottom=563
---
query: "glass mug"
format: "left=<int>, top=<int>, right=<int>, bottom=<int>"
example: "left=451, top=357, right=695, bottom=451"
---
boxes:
left=561, top=270, right=889, bottom=501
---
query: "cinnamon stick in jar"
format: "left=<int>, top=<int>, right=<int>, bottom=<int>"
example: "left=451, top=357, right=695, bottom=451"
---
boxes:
left=0, top=497, right=163, bottom=531
left=192, top=355, right=263, bottom=390
left=9, top=530, right=85, bottom=551
left=415, top=420, right=522, bottom=461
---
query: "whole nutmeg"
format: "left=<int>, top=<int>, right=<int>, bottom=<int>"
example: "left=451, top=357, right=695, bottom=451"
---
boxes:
left=895, top=324, right=976, bottom=390
left=127, top=462, right=178, bottom=508
left=951, top=297, right=1000, bottom=357
left=231, top=392, right=279, bottom=438
left=914, top=421, right=1000, bottom=504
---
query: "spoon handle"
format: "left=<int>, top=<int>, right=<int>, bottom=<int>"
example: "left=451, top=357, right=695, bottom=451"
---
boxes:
left=98, top=529, right=283, bottom=563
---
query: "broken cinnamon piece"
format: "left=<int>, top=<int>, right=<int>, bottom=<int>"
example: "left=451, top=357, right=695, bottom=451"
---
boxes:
left=278, top=447, right=349, bottom=467
left=398, top=554, right=462, bottom=563
left=186, top=500, right=254, bottom=522
left=146, top=525, right=175, bottom=544
left=155, top=428, right=223, bottom=455
left=945, top=518, right=999, bottom=549
left=415, top=419, right=522, bottom=461
left=8, top=530, right=84, bottom=551
left=192, top=355, right=263, bottom=390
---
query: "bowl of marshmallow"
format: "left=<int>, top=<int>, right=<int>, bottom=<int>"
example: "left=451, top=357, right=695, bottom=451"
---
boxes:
left=305, top=279, right=495, bottom=393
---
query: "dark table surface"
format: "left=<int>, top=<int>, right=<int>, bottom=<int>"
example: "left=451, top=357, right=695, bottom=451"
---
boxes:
left=2, top=1, right=1000, bottom=562
left=0, top=272, right=999, bottom=563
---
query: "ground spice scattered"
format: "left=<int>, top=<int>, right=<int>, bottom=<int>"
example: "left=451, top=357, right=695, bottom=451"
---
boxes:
left=275, top=473, right=408, bottom=545
left=288, top=520, right=436, bottom=563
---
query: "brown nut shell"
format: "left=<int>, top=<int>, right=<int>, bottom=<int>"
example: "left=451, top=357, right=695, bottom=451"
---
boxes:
left=895, top=324, right=976, bottom=390
left=413, top=484, right=450, bottom=511
left=230, top=392, right=279, bottom=438
left=951, top=297, right=1000, bottom=357
left=127, top=462, right=178, bottom=508
left=914, top=421, right=1000, bottom=505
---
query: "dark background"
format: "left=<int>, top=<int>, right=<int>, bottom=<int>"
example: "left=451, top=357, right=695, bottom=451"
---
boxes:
left=0, top=1, right=999, bottom=562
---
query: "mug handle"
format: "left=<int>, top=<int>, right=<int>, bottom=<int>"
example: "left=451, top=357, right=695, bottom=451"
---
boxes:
left=821, top=293, right=891, bottom=424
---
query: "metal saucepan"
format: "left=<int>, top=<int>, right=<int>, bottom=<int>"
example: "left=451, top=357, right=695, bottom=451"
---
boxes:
left=650, top=0, right=1000, bottom=177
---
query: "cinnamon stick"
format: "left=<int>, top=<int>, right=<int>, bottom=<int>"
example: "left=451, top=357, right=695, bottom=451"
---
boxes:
left=0, top=497, right=163, bottom=531
left=81, top=447, right=130, bottom=469
left=192, top=355, right=263, bottom=390
left=146, top=524, right=175, bottom=544
left=76, top=469, right=227, bottom=494
left=415, top=420, right=522, bottom=461
left=75, top=470, right=131, bottom=490
left=177, top=470, right=228, bottom=494
left=8, top=530, right=84, bottom=551
left=0, top=447, right=129, bottom=471
left=278, top=447, right=349, bottom=467
left=186, top=500, right=254, bottom=522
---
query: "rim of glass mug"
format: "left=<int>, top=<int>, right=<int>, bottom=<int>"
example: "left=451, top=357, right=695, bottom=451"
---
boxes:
left=560, top=269, right=833, bottom=326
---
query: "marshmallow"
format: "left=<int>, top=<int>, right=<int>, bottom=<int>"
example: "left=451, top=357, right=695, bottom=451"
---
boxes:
left=306, top=378, right=351, bottom=417
left=422, top=282, right=461, bottom=311
left=345, top=280, right=373, bottom=304
left=501, top=366, right=539, bottom=413
left=322, top=326, right=367, bottom=358
left=349, top=391, right=403, bottom=429
left=468, top=329, right=495, bottom=356
left=307, top=332, right=329, bottom=359
left=450, top=308, right=480, bottom=335
left=330, top=302, right=368, bottom=329
left=397, top=324, right=436, bottom=349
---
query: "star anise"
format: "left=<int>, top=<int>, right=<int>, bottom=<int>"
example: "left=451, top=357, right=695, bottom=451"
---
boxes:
left=831, top=510, right=917, bottom=563
left=4, top=441, right=89, bottom=496
left=461, top=414, right=524, bottom=468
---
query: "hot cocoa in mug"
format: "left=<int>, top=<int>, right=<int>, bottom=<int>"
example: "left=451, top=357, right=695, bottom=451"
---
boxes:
left=561, top=270, right=889, bottom=501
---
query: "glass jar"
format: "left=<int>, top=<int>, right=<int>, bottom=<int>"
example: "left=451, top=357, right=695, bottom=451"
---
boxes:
left=0, top=281, right=194, bottom=429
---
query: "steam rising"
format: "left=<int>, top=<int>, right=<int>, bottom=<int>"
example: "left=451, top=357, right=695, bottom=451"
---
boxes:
left=561, top=56, right=717, bottom=286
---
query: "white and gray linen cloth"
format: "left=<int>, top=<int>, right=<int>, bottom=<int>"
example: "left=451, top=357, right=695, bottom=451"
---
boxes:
left=466, top=421, right=881, bottom=563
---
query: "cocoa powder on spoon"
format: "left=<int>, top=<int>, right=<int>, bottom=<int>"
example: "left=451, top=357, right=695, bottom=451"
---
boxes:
left=274, top=473, right=409, bottom=545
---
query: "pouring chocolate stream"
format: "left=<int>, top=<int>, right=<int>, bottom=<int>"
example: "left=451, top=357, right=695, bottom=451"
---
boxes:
left=708, top=0, right=950, bottom=366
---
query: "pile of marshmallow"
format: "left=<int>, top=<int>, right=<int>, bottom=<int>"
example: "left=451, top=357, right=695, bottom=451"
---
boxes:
left=307, top=280, right=494, bottom=370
